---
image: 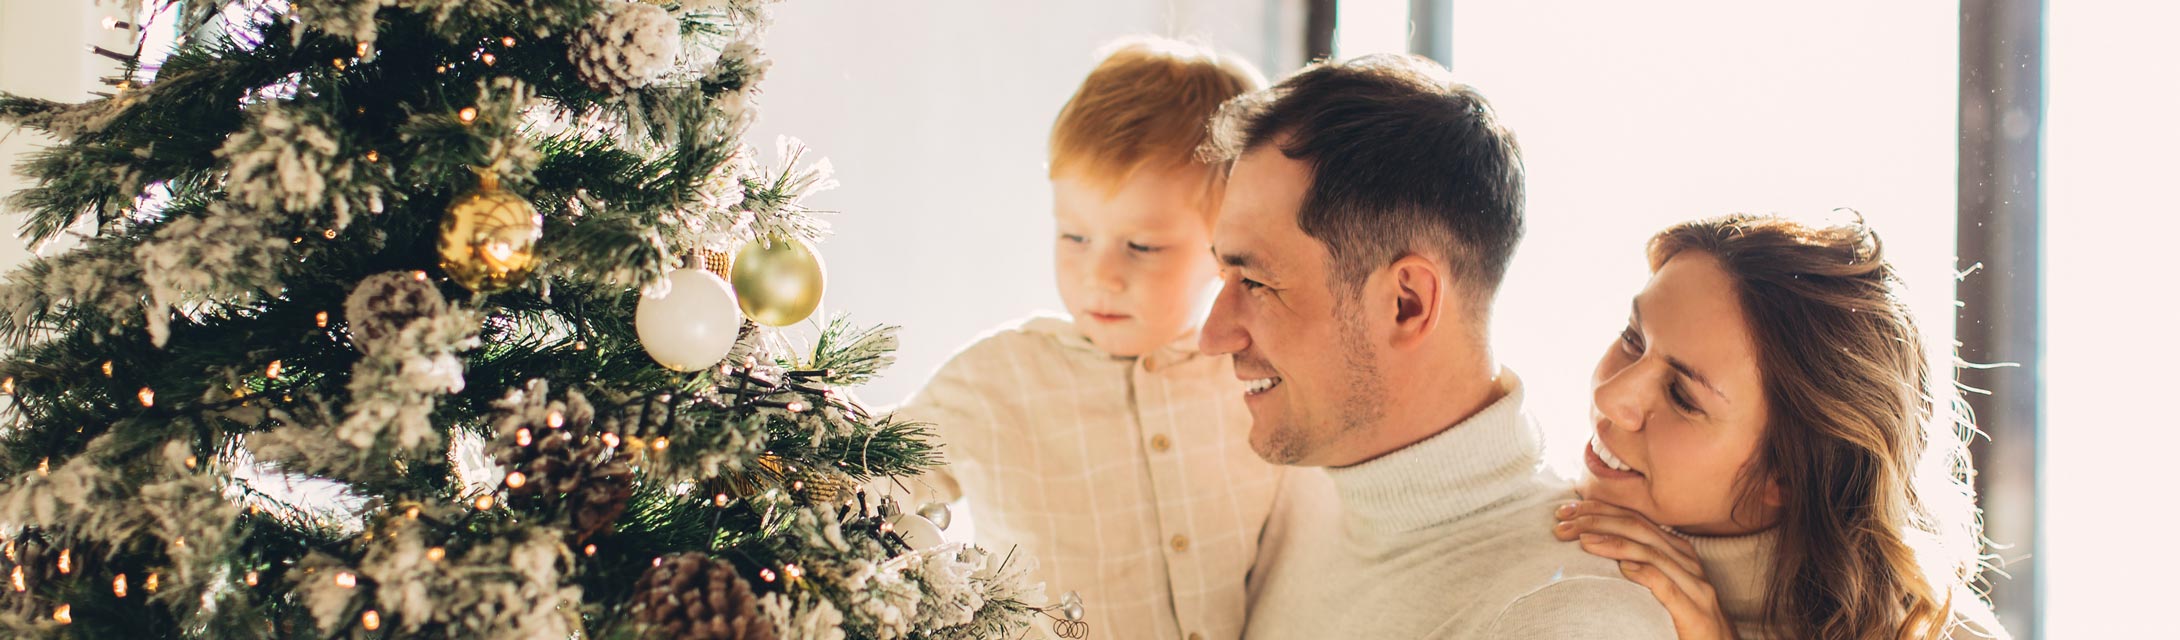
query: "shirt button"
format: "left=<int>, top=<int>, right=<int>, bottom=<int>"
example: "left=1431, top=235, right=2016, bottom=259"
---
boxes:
left=1170, top=534, right=1189, bottom=552
left=1149, top=434, right=1172, bottom=452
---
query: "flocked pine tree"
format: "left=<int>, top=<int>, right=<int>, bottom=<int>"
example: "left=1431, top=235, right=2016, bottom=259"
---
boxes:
left=0, top=1, right=1053, bottom=638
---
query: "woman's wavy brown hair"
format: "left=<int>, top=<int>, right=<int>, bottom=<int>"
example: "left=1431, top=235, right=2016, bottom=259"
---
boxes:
left=1648, top=213, right=2005, bottom=639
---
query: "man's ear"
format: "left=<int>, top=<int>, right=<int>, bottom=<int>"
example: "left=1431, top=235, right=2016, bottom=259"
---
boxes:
left=1386, top=254, right=1443, bottom=350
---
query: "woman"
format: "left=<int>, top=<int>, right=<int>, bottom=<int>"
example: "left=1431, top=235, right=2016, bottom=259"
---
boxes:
left=1552, top=214, right=2007, bottom=639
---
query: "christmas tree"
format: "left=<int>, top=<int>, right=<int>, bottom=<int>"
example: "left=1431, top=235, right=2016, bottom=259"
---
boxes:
left=0, top=1, right=1049, bottom=637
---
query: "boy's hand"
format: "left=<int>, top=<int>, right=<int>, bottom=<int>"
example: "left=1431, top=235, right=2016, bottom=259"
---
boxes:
left=1554, top=500, right=1736, bottom=640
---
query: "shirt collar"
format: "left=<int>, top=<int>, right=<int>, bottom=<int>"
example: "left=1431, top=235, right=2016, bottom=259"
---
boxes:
left=1021, top=313, right=1205, bottom=372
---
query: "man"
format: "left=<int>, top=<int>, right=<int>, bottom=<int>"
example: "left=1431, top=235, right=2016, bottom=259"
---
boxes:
left=1202, top=55, right=1676, bottom=638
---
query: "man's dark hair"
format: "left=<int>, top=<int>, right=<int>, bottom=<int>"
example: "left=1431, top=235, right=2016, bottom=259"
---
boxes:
left=1205, top=54, right=1525, bottom=310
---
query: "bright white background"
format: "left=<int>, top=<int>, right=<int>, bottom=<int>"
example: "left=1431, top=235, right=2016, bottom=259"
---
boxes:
left=1437, top=0, right=1962, bottom=496
left=2043, top=1, right=2179, bottom=637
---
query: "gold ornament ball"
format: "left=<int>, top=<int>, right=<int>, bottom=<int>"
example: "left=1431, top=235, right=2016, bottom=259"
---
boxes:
left=730, top=235, right=826, bottom=327
left=438, top=173, right=543, bottom=292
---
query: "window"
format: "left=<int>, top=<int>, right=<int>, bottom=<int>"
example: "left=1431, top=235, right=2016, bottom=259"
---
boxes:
left=2043, top=2, right=2178, bottom=637
left=1443, top=1, right=1959, bottom=487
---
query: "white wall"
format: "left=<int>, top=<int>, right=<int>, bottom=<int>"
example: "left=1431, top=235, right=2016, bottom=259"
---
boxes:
left=746, top=0, right=1296, bottom=405
left=0, top=0, right=137, bottom=265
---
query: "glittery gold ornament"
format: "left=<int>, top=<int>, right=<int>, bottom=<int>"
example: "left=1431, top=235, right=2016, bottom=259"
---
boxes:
left=698, top=454, right=786, bottom=502
left=438, top=172, right=542, bottom=292
left=729, top=235, right=825, bottom=327
left=698, top=249, right=733, bottom=281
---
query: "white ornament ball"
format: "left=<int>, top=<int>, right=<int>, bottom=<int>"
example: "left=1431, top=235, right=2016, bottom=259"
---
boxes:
left=635, top=268, right=743, bottom=372
left=888, top=513, right=945, bottom=551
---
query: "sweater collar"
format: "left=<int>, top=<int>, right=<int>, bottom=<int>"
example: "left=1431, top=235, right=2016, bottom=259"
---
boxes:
left=1324, top=369, right=1544, bottom=536
left=1682, top=528, right=1777, bottom=630
left=1022, top=313, right=1203, bottom=372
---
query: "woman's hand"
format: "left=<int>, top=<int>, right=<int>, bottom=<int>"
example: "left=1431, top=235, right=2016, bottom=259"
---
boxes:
left=1554, top=500, right=1736, bottom=640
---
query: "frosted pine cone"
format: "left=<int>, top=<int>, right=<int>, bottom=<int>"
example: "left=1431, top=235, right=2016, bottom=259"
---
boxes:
left=344, top=271, right=450, bottom=356
left=632, top=553, right=777, bottom=640
left=569, top=1, right=683, bottom=93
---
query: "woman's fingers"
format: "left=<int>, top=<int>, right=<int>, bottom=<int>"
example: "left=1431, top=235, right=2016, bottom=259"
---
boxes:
left=1616, top=560, right=1695, bottom=611
left=1616, top=561, right=1732, bottom=640
left=1555, top=502, right=1704, bottom=578
left=1558, top=500, right=1698, bottom=556
left=1578, top=533, right=1720, bottom=611
left=1556, top=502, right=1733, bottom=639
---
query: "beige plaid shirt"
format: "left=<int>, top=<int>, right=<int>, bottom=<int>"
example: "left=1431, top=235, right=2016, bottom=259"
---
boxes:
left=888, top=314, right=1282, bottom=640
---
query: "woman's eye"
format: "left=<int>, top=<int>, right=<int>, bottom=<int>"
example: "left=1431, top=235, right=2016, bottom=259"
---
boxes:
left=1059, top=233, right=1087, bottom=244
left=1239, top=278, right=1266, bottom=291
left=1127, top=242, right=1161, bottom=253
left=1618, top=326, right=1643, bottom=353
left=1668, top=381, right=1702, bottom=415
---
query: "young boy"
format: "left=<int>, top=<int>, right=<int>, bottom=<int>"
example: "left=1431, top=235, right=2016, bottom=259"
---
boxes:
left=889, top=38, right=1276, bottom=640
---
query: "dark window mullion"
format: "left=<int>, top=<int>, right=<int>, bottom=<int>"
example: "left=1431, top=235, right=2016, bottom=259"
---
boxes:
left=1957, top=0, right=2045, bottom=637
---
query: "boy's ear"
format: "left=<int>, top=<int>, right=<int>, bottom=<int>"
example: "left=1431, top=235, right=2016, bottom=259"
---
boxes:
left=1386, top=254, right=1442, bottom=349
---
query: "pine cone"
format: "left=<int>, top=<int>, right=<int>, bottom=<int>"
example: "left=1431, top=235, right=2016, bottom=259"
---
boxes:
left=489, top=388, right=635, bottom=543
left=569, top=1, right=683, bottom=94
left=632, top=553, right=776, bottom=640
left=344, top=271, right=450, bottom=356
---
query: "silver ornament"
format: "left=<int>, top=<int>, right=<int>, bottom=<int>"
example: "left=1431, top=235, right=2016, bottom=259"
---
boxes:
left=1059, top=590, right=1084, bottom=622
left=917, top=501, right=953, bottom=531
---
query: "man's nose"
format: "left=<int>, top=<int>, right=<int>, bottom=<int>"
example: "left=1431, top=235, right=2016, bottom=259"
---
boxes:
left=1200, top=281, right=1249, bottom=356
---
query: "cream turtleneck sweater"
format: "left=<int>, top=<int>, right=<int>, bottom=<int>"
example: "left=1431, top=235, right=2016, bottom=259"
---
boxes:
left=1685, top=529, right=2017, bottom=639
left=1682, top=530, right=1781, bottom=639
left=1242, top=370, right=1676, bottom=639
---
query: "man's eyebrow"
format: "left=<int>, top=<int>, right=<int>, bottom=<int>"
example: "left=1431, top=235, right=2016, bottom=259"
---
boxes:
left=1213, top=246, right=1267, bottom=273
